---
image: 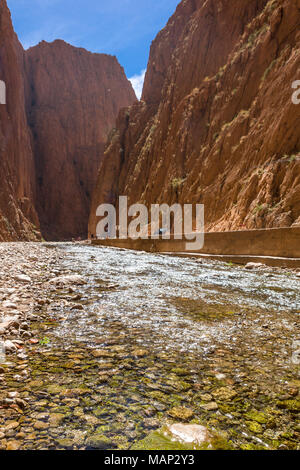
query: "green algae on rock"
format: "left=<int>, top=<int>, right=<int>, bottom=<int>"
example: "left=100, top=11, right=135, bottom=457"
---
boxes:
left=85, top=433, right=116, bottom=450
left=132, top=424, right=233, bottom=450
left=168, top=407, right=194, bottom=421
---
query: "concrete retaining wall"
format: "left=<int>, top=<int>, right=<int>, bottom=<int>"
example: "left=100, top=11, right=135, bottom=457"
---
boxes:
left=92, top=227, right=300, bottom=259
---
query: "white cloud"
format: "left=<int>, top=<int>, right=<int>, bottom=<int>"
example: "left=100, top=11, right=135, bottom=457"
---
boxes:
left=129, top=69, right=146, bottom=100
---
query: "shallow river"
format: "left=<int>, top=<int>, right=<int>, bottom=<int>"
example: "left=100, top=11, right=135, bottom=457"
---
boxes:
left=4, top=244, right=300, bottom=449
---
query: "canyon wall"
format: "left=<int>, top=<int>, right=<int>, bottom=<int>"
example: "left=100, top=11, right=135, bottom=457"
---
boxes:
left=0, top=0, right=136, bottom=241
left=25, top=41, right=136, bottom=240
left=89, top=0, right=300, bottom=236
left=0, top=0, right=39, bottom=241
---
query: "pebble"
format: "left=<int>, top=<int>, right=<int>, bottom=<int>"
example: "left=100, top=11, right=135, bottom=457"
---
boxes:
left=49, top=275, right=85, bottom=286
left=201, top=402, right=219, bottom=411
left=2, top=301, right=17, bottom=309
left=14, top=274, right=32, bottom=283
left=34, top=421, right=49, bottom=430
left=6, top=441, right=20, bottom=450
left=3, top=340, right=17, bottom=352
left=245, top=263, right=265, bottom=270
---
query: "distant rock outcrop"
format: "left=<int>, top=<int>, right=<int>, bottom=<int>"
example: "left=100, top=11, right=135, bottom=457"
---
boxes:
left=89, top=0, right=300, bottom=236
left=25, top=40, right=136, bottom=240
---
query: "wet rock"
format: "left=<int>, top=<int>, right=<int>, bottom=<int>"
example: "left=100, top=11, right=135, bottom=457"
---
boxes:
left=167, top=423, right=211, bottom=446
left=56, top=438, right=74, bottom=449
left=49, top=413, right=65, bottom=427
left=3, top=340, right=17, bottom=352
left=14, top=274, right=32, bottom=283
left=133, top=349, right=148, bottom=358
left=71, top=430, right=86, bottom=446
left=131, top=424, right=230, bottom=450
left=91, top=349, right=112, bottom=358
left=212, top=387, right=237, bottom=401
left=244, top=410, right=268, bottom=424
left=2, top=301, right=18, bottom=309
left=200, top=402, right=219, bottom=411
left=17, top=353, right=28, bottom=360
left=5, top=421, right=20, bottom=431
left=288, top=388, right=298, bottom=398
left=144, top=418, right=159, bottom=429
left=71, top=304, right=84, bottom=311
left=21, top=331, right=32, bottom=339
left=85, top=434, right=116, bottom=450
left=144, top=408, right=156, bottom=417
left=84, top=415, right=99, bottom=426
left=245, top=263, right=265, bottom=270
left=73, top=408, right=84, bottom=417
left=98, top=375, right=109, bottom=383
left=168, top=406, right=194, bottom=421
left=15, top=398, right=27, bottom=410
left=6, top=440, right=21, bottom=450
left=215, top=373, right=226, bottom=380
left=276, top=400, right=300, bottom=412
left=62, top=388, right=91, bottom=398
left=34, top=421, right=49, bottom=430
left=246, top=421, right=263, bottom=434
left=49, top=275, right=85, bottom=287
left=0, top=319, right=19, bottom=332
left=199, top=393, right=213, bottom=402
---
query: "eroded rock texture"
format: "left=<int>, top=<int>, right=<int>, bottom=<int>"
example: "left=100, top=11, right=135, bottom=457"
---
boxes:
left=89, top=0, right=300, bottom=236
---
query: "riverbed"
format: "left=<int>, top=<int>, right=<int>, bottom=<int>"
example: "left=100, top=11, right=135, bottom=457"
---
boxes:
left=0, top=242, right=299, bottom=450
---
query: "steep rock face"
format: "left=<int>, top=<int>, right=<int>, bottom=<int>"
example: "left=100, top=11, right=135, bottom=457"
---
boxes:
left=0, top=0, right=40, bottom=241
left=25, top=40, right=136, bottom=240
left=89, top=0, right=300, bottom=236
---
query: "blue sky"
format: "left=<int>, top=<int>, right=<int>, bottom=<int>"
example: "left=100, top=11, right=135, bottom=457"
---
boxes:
left=7, top=0, right=180, bottom=98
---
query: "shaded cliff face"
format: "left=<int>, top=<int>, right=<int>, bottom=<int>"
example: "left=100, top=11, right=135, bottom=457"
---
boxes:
left=0, top=0, right=40, bottom=241
left=89, top=0, right=300, bottom=236
left=0, top=0, right=136, bottom=242
left=25, top=40, right=136, bottom=240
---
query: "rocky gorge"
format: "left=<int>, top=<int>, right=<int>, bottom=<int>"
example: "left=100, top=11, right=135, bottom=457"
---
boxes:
left=0, top=0, right=299, bottom=452
left=0, top=0, right=136, bottom=242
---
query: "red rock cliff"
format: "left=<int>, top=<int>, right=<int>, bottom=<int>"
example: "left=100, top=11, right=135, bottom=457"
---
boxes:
left=25, top=40, right=136, bottom=240
left=89, top=0, right=300, bottom=236
left=0, top=0, right=40, bottom=241
left=0, top=0, right=136, bottom=242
